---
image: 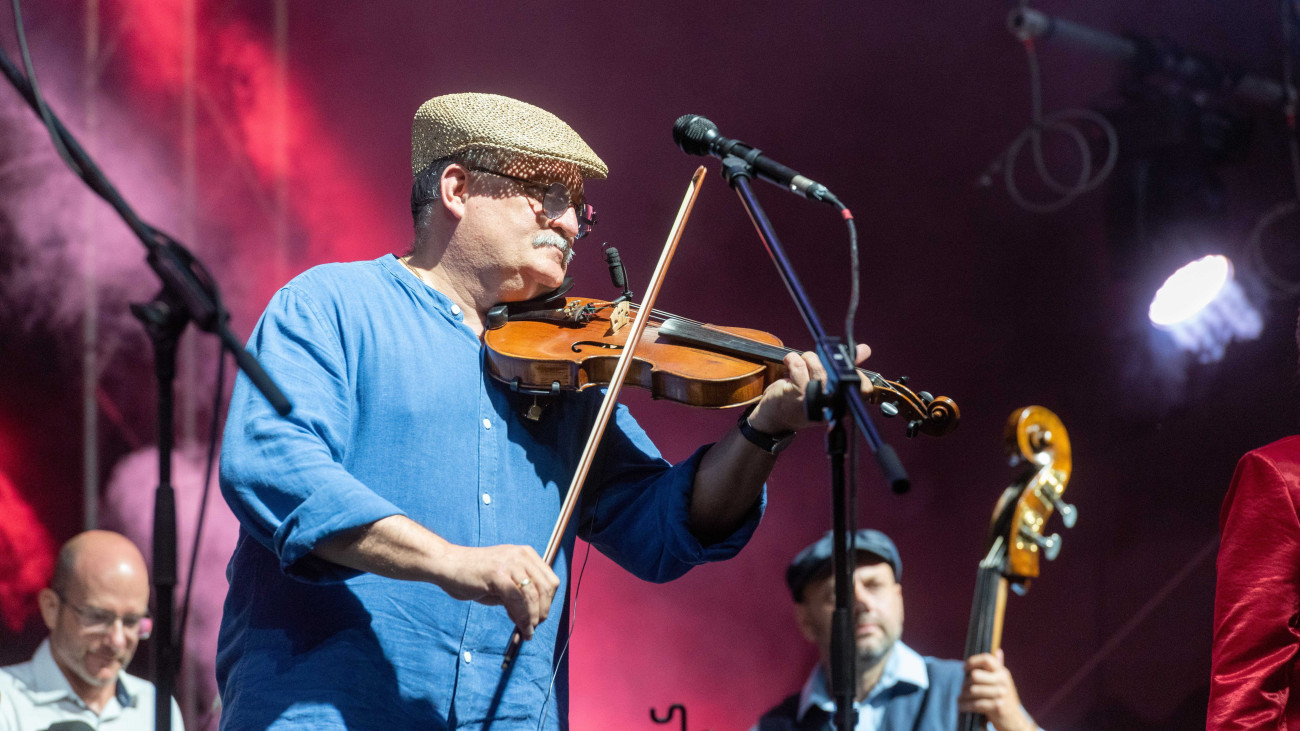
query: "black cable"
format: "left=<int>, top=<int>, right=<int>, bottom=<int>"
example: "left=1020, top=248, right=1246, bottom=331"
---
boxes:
left=980, top=25, right=1118, bottom=213
left=177, top=344, right=227, bottom=667
left=9, top=0, right=81, bottom=177
left=840, top=205, right=860, bottom=364
left=536, top=495, right=600, bottom=731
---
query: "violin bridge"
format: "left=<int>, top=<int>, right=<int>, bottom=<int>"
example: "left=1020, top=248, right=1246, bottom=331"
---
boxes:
left=606, top=301, right=631, bottom=336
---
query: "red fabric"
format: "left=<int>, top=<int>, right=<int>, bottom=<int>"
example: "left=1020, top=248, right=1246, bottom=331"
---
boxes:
left=1210, top=436, right=1300, bottom=730
left=0, top=470, right=55, bottom=632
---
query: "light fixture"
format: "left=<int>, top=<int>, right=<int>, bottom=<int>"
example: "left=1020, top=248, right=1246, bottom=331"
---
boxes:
left=1147, top=254, right=1262, bottom=363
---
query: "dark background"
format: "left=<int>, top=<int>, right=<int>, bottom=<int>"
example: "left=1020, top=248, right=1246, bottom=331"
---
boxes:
left=3, top=1, right=1299, bottom=728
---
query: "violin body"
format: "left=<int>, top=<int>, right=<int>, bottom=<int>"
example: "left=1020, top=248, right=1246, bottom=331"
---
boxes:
left=485, top=296, right=960, bottom=437
left=485, top=297, right=786, bottom=408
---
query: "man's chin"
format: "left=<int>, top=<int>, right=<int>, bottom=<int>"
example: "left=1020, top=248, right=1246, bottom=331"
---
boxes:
left=856, top=638, right=895, bottom=669
left=81, top=656, right=124, bottom=685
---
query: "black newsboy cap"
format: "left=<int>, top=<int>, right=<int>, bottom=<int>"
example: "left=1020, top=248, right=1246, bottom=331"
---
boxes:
left=785, top=529, right=902, bottom=602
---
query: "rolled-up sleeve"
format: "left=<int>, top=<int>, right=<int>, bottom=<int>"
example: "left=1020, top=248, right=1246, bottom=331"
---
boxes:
left=220, top=284, right=404, bottom=583
left=578, top=402, right=764, bottom=583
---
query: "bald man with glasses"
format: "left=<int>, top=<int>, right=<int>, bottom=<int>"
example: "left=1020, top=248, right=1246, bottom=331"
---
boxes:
left=0, top=530, right=183, bottom=730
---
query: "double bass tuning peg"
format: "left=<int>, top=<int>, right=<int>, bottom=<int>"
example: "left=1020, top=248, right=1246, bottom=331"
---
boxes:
left=1018, top=526, right=1062, bottom=561
left=1037, top=477, right=1078, bottom=529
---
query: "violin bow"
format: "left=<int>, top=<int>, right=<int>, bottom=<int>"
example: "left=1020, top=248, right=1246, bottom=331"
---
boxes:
left=501, top=165, right=708, bottom=669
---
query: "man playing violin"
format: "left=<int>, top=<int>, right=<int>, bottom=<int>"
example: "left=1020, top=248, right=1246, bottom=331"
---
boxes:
left=754, top=530, right=1040, bottom=731
left=215, top=92, right=868, bottom=729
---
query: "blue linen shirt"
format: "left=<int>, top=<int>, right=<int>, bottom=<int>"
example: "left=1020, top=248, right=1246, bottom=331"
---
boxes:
left=216, top=255, right=763, bottom=730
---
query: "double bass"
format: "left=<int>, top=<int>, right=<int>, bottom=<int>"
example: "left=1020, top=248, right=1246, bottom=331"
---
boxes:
left=959, top=406, right=1076, bottom=731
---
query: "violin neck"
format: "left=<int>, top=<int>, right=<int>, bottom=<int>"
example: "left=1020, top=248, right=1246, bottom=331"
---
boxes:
left=656, top=317, right=878, bottom=377
left=656, top=317, right=788, bottom=362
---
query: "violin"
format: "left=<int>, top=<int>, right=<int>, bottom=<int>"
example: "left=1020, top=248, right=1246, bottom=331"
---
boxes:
left=959, top=406, right=1077, bottom=731
left=483, top=294, right=959, bottom=437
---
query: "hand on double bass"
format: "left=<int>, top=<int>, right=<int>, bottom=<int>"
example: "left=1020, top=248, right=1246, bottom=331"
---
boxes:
left=958, top=649, right=1039, bottom=731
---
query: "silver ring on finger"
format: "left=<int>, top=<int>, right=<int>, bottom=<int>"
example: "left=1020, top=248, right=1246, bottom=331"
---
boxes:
left=517, top=577, right=532, bottom=588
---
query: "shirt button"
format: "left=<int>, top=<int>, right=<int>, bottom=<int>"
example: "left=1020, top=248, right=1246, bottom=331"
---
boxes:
left=482, top=493, right=492, bottom=505
left=450, top=304, right=462, bottom=316
left=463, top=651, right=472, bottom=663
left=482, top=418, right=492, bottom=430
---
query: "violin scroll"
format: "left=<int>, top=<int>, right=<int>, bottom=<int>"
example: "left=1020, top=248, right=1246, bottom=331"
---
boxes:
left=864, top=374, right=961, bottom=438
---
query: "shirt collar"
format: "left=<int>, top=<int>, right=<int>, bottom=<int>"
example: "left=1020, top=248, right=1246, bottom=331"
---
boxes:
left=26, top=638, right=136, bottom=711
left=797, top=640, right=929, bottom=721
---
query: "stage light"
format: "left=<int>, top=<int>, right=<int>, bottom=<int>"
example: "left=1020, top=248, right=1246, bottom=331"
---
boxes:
left=1148, top=254, right=1262, bottom=363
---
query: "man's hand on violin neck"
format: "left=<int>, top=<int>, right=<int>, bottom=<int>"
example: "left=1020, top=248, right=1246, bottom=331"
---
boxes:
left=748, top=344, right=873, bottom=435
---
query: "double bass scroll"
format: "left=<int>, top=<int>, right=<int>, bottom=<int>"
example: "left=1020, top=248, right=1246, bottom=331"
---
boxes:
left=958, top=406, right=1077, bottom=731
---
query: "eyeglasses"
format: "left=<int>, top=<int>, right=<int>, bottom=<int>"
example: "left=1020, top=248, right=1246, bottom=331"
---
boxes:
left=56, top=592, right=152, bottom=639
left=469, top=167, right=597, bottom=239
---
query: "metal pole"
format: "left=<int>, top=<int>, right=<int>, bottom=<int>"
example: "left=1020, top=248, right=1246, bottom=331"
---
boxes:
left=81, top=0, right=99, bottom=531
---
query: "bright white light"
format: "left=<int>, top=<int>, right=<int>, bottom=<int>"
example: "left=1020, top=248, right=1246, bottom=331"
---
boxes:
left=1148, top=255, right=1262, bottom=363
left=1148, top=255, right=1231, bottom=326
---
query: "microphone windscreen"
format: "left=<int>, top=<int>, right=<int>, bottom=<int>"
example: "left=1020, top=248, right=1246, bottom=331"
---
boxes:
left=672, top=114, right=718, bottom=156
left=604, top=247, right=626, bottom=289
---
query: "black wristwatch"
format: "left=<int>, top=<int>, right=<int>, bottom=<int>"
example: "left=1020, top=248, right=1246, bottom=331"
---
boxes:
left=737, top=405, right=796, bottom=454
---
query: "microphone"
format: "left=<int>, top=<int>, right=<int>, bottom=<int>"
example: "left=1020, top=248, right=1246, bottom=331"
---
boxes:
left=47, top=723, right=95, bottom=731
left=672, top=114, right=839, bottom=205
left=603, top=246, right=627, bottom=290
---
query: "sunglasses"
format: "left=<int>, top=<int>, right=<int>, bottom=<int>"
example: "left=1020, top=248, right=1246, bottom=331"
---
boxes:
left=469, top=167, right=597, bottom=239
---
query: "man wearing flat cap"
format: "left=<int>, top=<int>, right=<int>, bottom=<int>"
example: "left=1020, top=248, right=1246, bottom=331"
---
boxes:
left=754, top=529, right=1040, bottom=731
left=216, top=93, right=867, bottom=729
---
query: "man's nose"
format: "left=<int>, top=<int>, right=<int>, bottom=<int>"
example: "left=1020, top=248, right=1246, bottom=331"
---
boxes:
left=549, top=205, right=580, bottom=239
left=105, top=619, right=129, bottom=649
left=854, top=584, right=875, bottom=610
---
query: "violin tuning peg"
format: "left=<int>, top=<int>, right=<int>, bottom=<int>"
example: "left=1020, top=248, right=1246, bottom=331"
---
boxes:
left=918, top=390, right=933, bottom=404
left=898, top=375, right=909, bottom=385
left=906, top=420, right=922, bottom=438
left=879, top=402, right=899, bottom=417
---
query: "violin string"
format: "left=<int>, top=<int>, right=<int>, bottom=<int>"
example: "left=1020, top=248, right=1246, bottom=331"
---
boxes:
left=625, top=303, right=888, bottom=381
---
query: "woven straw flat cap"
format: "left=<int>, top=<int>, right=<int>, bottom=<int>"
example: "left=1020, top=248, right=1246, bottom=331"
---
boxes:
left=411, top=93, right=608, bottom=179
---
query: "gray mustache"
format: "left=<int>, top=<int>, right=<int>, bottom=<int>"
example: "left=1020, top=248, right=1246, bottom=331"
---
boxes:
left=532, top=233, right=574, bottom=266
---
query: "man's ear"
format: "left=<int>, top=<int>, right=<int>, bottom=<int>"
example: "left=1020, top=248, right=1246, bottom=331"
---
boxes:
left=37, top=588, right=59, bottom=632
left=440, top=164, right=470, bottom=220
left=793, top=602, right=818, bottom=644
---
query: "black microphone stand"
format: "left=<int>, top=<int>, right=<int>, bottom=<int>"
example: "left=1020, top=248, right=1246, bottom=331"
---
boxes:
left=0, top=47, right=291, bottom=731
left=717, top=155, right=908, bottom=731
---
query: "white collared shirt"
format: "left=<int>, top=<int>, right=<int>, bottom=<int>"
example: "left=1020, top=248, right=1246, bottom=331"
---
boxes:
left=0, top=639, right=184, bottom=731
left=797, top=640, right=931, bottom=731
